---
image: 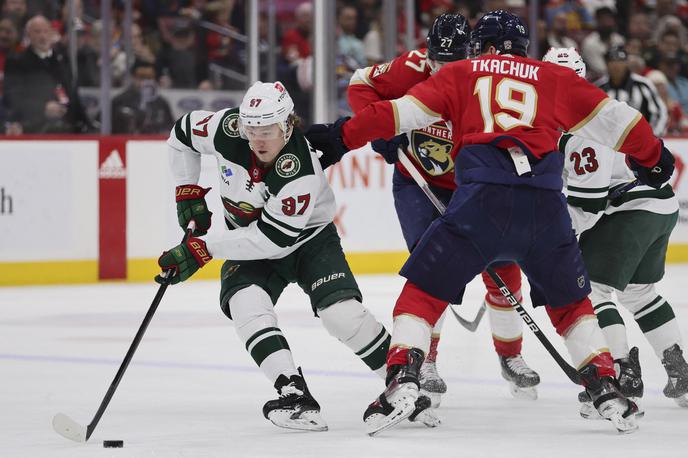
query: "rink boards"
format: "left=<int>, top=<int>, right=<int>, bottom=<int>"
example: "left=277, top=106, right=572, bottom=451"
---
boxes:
left=0, top=137, right=687, bottom=285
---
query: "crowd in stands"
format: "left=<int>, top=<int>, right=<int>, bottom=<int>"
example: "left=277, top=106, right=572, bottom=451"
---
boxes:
left=0, top=0, right=687, bottom=135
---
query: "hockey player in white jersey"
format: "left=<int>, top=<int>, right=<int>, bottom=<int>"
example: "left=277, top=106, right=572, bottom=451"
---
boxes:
left=544, top=48, right=688, bottom=415
left=154, top=81, right=437, bottom=432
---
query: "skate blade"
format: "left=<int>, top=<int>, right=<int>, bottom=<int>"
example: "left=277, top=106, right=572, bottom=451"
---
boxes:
left=509, top=383, right=538, bottom=401
left=409, top=407, right=441, bottom=428
left=267, top=409, right=328, bottom=432
left=419, top=389, right=442, bottom=408
left=366, top=402, right=416, bottom=436
left=581, top=399, right=644, bottom=420
left=608, top=412, right=638, bottom=434
left=673, top=393, right=688, bottom=408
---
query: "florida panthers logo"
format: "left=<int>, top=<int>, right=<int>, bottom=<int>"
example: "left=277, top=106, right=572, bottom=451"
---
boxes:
left=410, top=123, right=454, bottom=176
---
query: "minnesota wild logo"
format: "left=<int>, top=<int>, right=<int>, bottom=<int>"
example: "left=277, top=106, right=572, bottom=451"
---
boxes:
left=222, top=198, right=262, bottom=225
left=222, top=113, right=240, bottom=138
left=275, top=153, right=300, bottom=178
left=410, top=125, right=454, bottom=176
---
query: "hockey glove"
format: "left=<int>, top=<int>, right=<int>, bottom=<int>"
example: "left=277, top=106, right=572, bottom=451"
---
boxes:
left=371, top=134, right=409, bottom=164
left=155, top=237, right=212, bottom=285
left=176, top=184, right=213, bottom=236
left=628, top=141, right=675, bottom=189
left=305, top=117, right=350, bottom=169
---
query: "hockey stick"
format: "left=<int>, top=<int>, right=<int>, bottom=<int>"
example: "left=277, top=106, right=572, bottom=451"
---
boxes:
left=397, top=149, right=583, bottom=385
left=448, top=302, right=486, bottom=332
left=52, top=223, right=196, bottom=443
left=608, top=179, right=640, bottom=201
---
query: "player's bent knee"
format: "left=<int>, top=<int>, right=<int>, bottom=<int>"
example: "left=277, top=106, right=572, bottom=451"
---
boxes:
left=228, top=285, right=278, bottom=337
left=617, top=284, right=658, bottom=314
left=589, top=281, right=615, bottom=306
left=318, top=299, right=384, bottom=352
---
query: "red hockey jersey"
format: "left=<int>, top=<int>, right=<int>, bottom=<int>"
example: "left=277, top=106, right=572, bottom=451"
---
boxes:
left=343, top=54, right=661, bottom=169
left=348, top=49, right=456, bottom=189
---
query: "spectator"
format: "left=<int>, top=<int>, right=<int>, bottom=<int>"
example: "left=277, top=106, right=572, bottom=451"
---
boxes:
left=337, top=5, right=365, bottom=68
left=581, top=7, right=624, bottom=80
left=545, top=11, right=578, bottom=50
left=653, top=14, right=687, bottom=45
left=647, top=65, right=687, bottom=134
left=74, top=23, right=99, bottom=86
left=111, top=59, right=174, bottom=134
left=624, top=38, right=648, bottom=76
left=281, top=1, right=311, bottom=64
left=646, top=30, right=688, bottom=78
left=0, top=17, right=20, bottom=94
left=354, top=0, right=379, bottom=39
left=203, top=1, right=243, bottom=89
left=653, top=0, right=680, bottom=23
left=597, top=46, right=668, bottom=136
left=626, top=12, right=652, bottom=50
left=362, top=14, right=384, bottom=65
left=545, top=0, right=593, bottom=38
left=156, top=17, right=206, bottom=88
left=1, top=0, right=28, bottom=30
left=3, top=15, right=92, bottom=133
left=659, top=55, right=688, bottom=116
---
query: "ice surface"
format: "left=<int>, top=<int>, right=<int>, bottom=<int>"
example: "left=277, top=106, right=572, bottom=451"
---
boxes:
left=2, top=267, right=688, bottom=457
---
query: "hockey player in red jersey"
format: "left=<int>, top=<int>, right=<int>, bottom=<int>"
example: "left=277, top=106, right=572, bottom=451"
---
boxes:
left=306, top=10, right=675, bottom=435
left=347, top=13, right=540, bottom=404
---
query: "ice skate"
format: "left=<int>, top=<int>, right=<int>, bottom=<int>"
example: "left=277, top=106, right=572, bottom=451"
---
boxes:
left=661, top=344, right=688, bottom=408
left=420, top=360, right=447, bottom=408
left=263, top=368, right=327, bottom=432
left=364, top=348, right=425, bottom=436
left=580, top=364, right=638, bottom=434
left=499, top=354, right=540, bottom=400
left=579, top=347, right=645, bottom=419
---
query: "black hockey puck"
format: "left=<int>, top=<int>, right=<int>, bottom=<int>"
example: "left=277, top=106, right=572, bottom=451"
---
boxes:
left=103, top=440, right=124, bottom=448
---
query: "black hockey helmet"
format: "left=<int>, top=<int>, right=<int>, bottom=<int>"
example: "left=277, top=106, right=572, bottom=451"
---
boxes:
left=426, top=13, right=471, bottom=62
left=470, top=10, right=529, bottom=57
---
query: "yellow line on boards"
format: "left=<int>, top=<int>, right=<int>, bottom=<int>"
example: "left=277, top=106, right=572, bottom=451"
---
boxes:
left=2, top=245, right=688, bottom=286
left=0, top=260, right=98, bottom=286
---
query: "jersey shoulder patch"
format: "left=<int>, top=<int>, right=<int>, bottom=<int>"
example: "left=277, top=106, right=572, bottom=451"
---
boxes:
left=265, top=129, right=316, bottom=194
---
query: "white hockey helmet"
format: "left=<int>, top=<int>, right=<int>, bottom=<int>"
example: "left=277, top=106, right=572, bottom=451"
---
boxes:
left=542, top=47, right=586, bottom=79
left=239, top=81, right=295, bottom=141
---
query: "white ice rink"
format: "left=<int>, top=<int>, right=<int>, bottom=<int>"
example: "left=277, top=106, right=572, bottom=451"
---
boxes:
left=2, top=267, right=688, bottom=458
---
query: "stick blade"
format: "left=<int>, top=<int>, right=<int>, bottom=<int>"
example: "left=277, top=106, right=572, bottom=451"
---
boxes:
left=449, top=302, right=486, bottom=332
left=52, top=413, right=87, bottom=442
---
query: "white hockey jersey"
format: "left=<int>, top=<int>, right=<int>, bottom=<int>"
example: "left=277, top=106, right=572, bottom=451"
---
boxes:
left=560, top=133, right=678, bottom=235
left=167, top=108, right=336, bottom=260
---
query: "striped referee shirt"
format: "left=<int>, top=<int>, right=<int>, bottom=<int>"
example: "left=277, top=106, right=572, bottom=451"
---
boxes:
left=597, top=71, right=668, bottom=137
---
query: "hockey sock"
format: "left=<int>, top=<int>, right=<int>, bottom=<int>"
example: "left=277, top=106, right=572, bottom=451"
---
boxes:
left=386, top=281, right=446, bottom=367
left=546, top=297, right=614, bottom=377
left=590, top=282, right=630, bottom=359
left=618, top=284, right=683, bottom=359
left=427, top=310, right=447, bottom=362
left=229, top=285, right=298, bottom=384
left=319, top=299, right=390, bottom=378
left=482, top=264, right=523, bottom=357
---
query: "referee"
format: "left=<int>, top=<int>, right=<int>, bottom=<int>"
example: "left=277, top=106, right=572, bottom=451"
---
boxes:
left=597, top=46, right=668, bottom=136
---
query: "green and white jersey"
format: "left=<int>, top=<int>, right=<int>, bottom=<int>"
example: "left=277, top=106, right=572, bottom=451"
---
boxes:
left=560, top=133, right=678, bottom=235
left=167, top=108, right=336, bottom=260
